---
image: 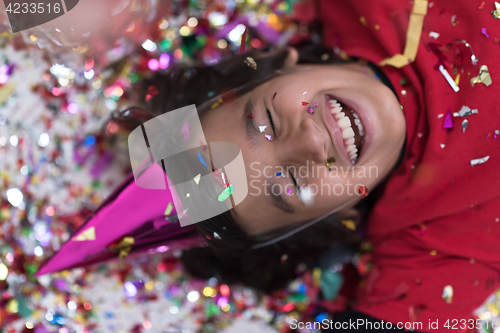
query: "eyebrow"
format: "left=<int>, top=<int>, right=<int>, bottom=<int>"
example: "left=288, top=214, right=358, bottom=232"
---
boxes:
left=244, top=98, right=260, bottom=145
left=267, top=180, right=295, bottom=214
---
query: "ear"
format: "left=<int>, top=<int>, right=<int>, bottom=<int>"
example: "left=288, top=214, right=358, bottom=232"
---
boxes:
left=283, top=47, right=299, bottom=69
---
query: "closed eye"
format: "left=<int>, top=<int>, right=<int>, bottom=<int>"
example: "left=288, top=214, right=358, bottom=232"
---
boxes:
left=267, top=108, right=276, bottom=136
left=289, top=171, right=299, bottom=190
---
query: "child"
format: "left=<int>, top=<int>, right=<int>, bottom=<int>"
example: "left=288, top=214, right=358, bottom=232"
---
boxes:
left=38, top=0, right=500, bottom=330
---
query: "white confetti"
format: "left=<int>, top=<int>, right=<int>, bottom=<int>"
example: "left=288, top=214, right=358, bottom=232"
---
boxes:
left=193, top=173, right=201, bottom=185
left=442, top=285, right=453, bottom=304
left=439, top=65, right=459, bottom=92
left=440, top=144, right=445, bottom=149
left=437, top=113, right=444, bottom=118
left=302, top=91, right=307, bottom=95
left=462, top=119, right=468, bottom=132
left=298, top=185, right=314, bottom=206
left=259, top=125, right=267, bottom=133
left=429, top=31, right=440, bottom=39
left=470, top=156, right=490, bottom=166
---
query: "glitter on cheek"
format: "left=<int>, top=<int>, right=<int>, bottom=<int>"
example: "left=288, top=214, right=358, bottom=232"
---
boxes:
left=264, top=134, right=272, bottom=141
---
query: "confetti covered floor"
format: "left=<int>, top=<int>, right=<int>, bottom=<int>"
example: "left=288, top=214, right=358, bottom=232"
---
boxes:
left=0, top=1, right=340, bottom=332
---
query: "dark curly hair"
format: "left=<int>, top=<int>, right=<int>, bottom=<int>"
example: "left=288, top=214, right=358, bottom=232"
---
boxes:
left=108, top=43, right=373, bottom=293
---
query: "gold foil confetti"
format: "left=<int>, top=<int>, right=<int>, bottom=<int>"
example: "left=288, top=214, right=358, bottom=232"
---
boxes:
left=454, top=73, right=460, bottom=86
left=325, top=156, right=336, bottom=167
left=74, top=226, right=96, bottom=241
left=109, top=236, right=135, bottom=259
left=442, top=285, right=454, bottom=303
left=379, top=0, right=428, bottom=68
left=359, top=16, right=367, bottom=26
left=471, top=65, right=492, bottom=87
left=341, top=219, right=356, bottom=231
left=244, top=57, right=257, bottom=69
left=210, top=97, right=223, bottom=109
left=470, top=156, right=490, bottom=166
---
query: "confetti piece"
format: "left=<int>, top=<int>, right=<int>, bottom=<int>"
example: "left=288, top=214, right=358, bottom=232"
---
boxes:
left=218, top=185, right=234, bottom=202
left=440, top=144, right=445, bottom=149
left=302, top=91, right=307, bottom=95
left=210, top=97, right=223, bottom=109
left=213, top=232, right=222, bottom=240
left=185, top=193, right=190, bottom=198
left=164, top=202, right=173, bottom=215
left=470, top=156, right=490, bottom=166
left=495, top=130, right=499, bottom=138
left=470, top=65, right=492, bottom=87
left=454, top=73, right=460, bottom=86
left=442, top=285, right=453, bottom=304
left=341, top=219, right=356, bottom=231
left=439, top=65, right=460, bottom=92
left=442, top=110, right=453, bottom=129
left=455, top=105, right=479, bottom=117
left=248, top=113, right=254, bottom=118
left=451, top=15, right=458, bottom=26
left=429, top=31, right=440, bottom=39
left=437, top=113, right=444, bottom=118
left=379, top=0, right=428, bottom=68
left=298, top=186, right=314, bottom=205
left=244, top=57, right=257, bottom=69
left=481, top=28, right=490, bottom=38
left=74, top=227, right=96, bottom=241
left=493, top=2, right=500, bottom=18
left=108, top=236, right=135, bottom=259
left=301, top=102, right=309, bottom=106
left=358, top=185, right=369, bottom=198
left=265, top=134, right=272, bottom=141
left=479, top=2, right=485, bottom=9
left=462, top=119, right=468, bottom=132
left=313, top=103, right=318, bottom=108
left=259, top=125, right=267, bottom=132
left=307, top=107, right=314, bottom=114
left=326, top=157, right=336, bottom=167
left=193, top=173, right=201, bottom=185
left=239, top=26, right=248, bottom=53
left=197, top=152, right=208, bottom=168
left=359, top=16, right=367, bottom=26
left=181, top=122, right=191, bottom=140
left=276, top=172, right=282, bottom=177
left=287, top=189, right=292, bottom=194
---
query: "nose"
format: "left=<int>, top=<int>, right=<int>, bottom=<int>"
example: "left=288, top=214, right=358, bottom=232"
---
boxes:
left=276, top=117, right=327, bottom=164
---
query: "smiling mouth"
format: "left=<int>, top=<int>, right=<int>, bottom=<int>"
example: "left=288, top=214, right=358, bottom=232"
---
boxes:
left=326, top=95, right=365, bottom=163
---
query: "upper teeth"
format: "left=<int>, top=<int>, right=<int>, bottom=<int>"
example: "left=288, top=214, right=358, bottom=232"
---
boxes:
left=328, top=99, right=365, bottom=161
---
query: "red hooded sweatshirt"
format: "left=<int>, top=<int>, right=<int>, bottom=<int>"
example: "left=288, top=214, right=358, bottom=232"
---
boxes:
left=308, top=0, right=500, bottom=330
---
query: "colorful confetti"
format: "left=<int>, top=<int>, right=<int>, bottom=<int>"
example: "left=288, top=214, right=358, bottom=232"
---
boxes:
left=217, top=185, right=234, bottom=202
left=264, top=134, right=273, bottom=141
left=442, top=110, right=454, bottom=129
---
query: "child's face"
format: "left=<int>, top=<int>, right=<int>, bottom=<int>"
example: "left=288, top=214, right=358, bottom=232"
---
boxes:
left=200, top=60, right=406, bottom=235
